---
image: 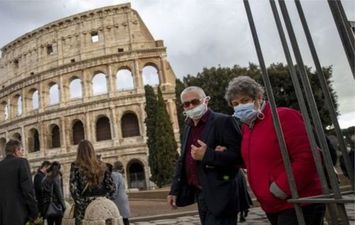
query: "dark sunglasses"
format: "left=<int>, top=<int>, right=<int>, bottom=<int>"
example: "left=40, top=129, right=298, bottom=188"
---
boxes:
left=182, top=98, right=202, bottom=108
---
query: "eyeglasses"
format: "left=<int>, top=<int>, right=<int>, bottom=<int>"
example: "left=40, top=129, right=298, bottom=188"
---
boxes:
left=182, top=98, right=202, bottom=108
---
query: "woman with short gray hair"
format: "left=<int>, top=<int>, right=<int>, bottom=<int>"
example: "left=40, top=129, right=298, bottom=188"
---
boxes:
left=225, top=75, right=325, bottom=225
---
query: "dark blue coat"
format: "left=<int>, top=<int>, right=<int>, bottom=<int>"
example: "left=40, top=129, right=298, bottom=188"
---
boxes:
left=170, top=111, right=242, bottom=216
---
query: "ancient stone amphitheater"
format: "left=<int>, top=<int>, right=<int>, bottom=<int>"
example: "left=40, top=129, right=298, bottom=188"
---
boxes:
left=0, top=3, right=179, bottom=195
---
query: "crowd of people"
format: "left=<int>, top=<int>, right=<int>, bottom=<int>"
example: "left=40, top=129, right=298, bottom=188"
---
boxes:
left=0, top=75, right=353, bottom=225
left=0, top=139, right=131, bottom=225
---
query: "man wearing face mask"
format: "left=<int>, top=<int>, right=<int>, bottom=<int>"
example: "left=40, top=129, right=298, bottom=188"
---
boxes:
left=167, top=86, right=242, bottom=225
left=225, top=76, right=325, bottom=225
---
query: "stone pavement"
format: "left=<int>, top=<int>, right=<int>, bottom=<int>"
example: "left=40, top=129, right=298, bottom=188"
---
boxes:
left=131, top=201, right=355, bottom=225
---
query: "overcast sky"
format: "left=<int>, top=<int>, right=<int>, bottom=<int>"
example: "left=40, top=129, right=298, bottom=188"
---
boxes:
left=0, top=0, right=354, bottom=128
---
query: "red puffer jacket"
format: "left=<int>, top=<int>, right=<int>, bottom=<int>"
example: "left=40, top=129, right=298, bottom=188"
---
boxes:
left=241, top=102, right=322, bottom=213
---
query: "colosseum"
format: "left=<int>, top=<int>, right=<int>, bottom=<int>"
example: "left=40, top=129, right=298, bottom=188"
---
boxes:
left=0, top=3, right=179, bottom=195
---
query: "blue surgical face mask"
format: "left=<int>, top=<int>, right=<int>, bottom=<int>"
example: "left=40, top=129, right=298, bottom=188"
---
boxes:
left=233, top=102, right=258, bottom=124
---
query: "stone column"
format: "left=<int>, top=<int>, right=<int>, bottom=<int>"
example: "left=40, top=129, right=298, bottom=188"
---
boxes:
left=21, top=126, right=26, bottom=157
left=39, top=122, right=46, bottom=157
left=107, top=64, right=115, bottom=98
left=39, top=81, right=46, bottom=113
left=159, top=56, right=167, bottom=84
left=21, top=88, right=26, bottom=116
left=83, top=70, right=91, bottom=102
left=60, top=116, right=68, bottom=152
left=110, top=106, right=119, bottom=144
left=85, top=113, right=93, bottom=142
left=134, top=60, right=143, bottom=90
left=59, top=75, right=65, bottom=107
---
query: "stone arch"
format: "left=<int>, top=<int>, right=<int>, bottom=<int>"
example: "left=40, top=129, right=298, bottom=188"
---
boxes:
left=28, top=88, right=39, bottom=110
left=142, top=64, right=160, bottom=86
left=69, top=76, right=83, bottom=99
left=72, top=120, right=85, bottom=145
left=127, top=159, right=146, bottom=190
left=49, top=124, right=61, bottom=148
left=116, top=67, right=134, bottom=91
left=92, top=72, right=108, bottom=96
left=28, top=128, right=40, bottom=153
left=96, top=115, right=112, bottom=141
left=12, top=132, right=22, bottom=142
left=0, top=101, right=9, bottom=121
left=49, top=82, right=60, bottom=105
left=121, top=112, right=140, bottom=137
left=0, top=137, right=6, bottom=158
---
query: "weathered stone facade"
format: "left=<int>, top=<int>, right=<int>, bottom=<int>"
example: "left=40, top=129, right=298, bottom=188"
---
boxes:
left=0, top=3, right=179, bottom=196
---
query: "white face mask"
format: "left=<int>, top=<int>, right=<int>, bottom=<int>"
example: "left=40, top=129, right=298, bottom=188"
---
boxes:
left=183, top=102, right=208, bottom=120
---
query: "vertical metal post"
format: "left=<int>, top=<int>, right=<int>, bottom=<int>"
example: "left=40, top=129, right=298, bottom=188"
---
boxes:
left=294, top=0, right=354, bottom=190
left=269, top=1, right=339, bottom=224
left=278, top=1, right=349, bottom=224
left=243, top=1, right=306, bottom=224
left=328, top=0, right=355, bottom=77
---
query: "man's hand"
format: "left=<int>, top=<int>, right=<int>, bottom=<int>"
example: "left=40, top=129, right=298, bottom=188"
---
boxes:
left=167, top=194, right=177, bottom=209
left=215, top=145, right=226, bottom=152
left=191, top=140, right=207, bottom=160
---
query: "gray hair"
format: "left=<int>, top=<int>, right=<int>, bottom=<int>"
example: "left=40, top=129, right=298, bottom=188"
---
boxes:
left=225, top=76, right=264, bottom=106
left=180, top=86, right=206, bottom=102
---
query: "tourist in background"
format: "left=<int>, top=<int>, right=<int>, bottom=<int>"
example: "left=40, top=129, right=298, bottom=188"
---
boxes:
left=0, top=139, right=39, bottom=225
left=70, top=140, right=115, bottom=225
left=224, top=76, right=325, bottom=225
left=111, top=161, right=131, bottom=225
left=34, top=160, right=51, bottom=218
left=42, top=161, right=66, bottom=225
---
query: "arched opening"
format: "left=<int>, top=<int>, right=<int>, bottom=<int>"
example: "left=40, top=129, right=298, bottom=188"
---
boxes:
left=92, top=73, right=108, bottom=96
left=96, top=116, right=112, bottom=141
left=142, top=65, right=159, bottom=86
left=50, top=124, right=61, bottom=148
left=121, top=113, right=140, bottom=137
left=28, top=128, right=40, bottom=153
left=116, top=68, right=134, bottom=91
left=17, top=96, right=22, bottom=116
left=49, top=83, right=60, bottom=105
left=31, top=89, right=39, bottom=110
left=0, top=138, right=6, bottom=158
left=127, top=160, right=146, bottom=190
left=72, top=120, right=85, bottom=145
left=12, top=133, right=22, bottom=142
left=70, top=78, right=83, bottom=99
left=0, top=101, right=8, bottom=121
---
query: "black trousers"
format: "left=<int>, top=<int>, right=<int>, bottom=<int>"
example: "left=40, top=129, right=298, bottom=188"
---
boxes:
left=266, top=204, right=326, bottom=225
left=47, top=216, right=63, bottom=225
left=197, top=190, right=237, bottom=225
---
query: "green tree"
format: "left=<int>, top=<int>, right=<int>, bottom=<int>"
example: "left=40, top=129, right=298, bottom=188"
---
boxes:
left=175, top=79, right=186, bottom=141
left=144, top=85, right=158, bottom=184
left=178, top=63, right=338, bottom=130
left=152, top=87, right=179, bottom=187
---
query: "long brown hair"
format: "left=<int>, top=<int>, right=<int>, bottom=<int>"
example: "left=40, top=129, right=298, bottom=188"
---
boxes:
left=75, top=140, right=105, bottom=186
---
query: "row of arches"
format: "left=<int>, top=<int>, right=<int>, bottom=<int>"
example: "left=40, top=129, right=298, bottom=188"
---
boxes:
left=0, top=65, right=160, bottom=121
left=0, top=112, right=140, bottom=154
left=0, top=139, right=148, bottom=189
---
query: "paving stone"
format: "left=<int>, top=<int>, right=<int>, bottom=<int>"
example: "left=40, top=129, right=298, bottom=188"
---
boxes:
left=131, top=198, right=355, bottom=225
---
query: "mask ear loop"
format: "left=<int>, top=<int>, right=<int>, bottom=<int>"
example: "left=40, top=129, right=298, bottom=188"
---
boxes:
left=257, top=100, right=265, bottom=120
left=204, top=96, right=211, bottom=103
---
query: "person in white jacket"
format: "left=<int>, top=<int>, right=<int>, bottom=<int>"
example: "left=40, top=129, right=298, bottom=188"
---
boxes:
left=111, top=161, right=131, bottom=225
